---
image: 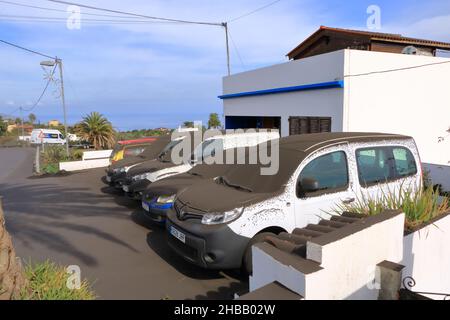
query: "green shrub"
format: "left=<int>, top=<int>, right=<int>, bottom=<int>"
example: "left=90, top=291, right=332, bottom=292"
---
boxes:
left=333, top=185, right=449, bottom=231
left=42, top=163, right=59, bottom=174
left=42, top=145, right=67, bottom=164
left=18, top=261, right=96, bottom=300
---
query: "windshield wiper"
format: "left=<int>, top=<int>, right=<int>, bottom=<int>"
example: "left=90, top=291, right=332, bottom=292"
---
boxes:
left=188, top=171, right=202, bottom=177
left=218, top=176, right=252, bottom=193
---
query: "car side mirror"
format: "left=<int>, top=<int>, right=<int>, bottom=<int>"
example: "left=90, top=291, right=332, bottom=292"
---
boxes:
left=297, top=177, right=319, bottom=195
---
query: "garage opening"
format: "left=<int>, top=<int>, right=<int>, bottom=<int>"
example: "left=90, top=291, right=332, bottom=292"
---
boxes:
left=289, top=116, right=331, bottom=135
left=225, top=116, right=281, bottom=131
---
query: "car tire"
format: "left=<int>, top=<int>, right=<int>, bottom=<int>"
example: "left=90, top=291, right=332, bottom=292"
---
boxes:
left=242, top=232, right=275, bottom=275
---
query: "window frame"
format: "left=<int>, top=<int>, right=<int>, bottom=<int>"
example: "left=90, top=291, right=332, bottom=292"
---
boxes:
left=355, top=145, right=418, bottom=188
left=296, top=150, right=350, bottom=198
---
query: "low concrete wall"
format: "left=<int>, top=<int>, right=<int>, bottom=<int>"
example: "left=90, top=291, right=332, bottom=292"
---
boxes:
left=82, top=149, right=112, bottom=161
left=59, top=149, right=112, bottom=171
left=250, top=212, right=405, bottom=300
left=59, top=158, right=110, bottom=171
left=402, top=213, right=450, bottom=298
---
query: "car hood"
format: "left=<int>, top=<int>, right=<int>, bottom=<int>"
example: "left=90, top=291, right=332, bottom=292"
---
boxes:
left=126, top=159, right=178, bottom=177
left=143, top=173, right=202, bottom=200
left=109, top=155, right=148, bottom=171
left=175, top=179, right=272, bottom=213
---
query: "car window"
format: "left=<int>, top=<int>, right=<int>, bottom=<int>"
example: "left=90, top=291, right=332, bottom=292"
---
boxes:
left=298, top=151, right=349, bottom=195
left=392, top=147, right=417, bottom=178
left=356, top=147, right=393, bottom=186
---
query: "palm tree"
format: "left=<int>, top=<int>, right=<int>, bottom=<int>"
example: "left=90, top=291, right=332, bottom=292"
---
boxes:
left=28, top=113, right=36, bottom=124
left=75, top=112, right=115, bottom=149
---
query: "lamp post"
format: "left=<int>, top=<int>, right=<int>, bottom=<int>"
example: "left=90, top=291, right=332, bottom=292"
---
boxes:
left=40, top=57, right=69, bottom=156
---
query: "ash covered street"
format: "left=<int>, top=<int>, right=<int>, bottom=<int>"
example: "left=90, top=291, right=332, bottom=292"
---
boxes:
left=0, top=147, right=247, bottom=299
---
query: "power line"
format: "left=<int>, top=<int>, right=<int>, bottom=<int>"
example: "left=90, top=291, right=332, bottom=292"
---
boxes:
left=22, top=64, right=57, bottom=112
left=0, top=0, right=158, bottom=19
left=45, top=0, right=223, bottom=26
left=228, top=29, right=245, bottom=69
left=228, top=0, right=283, bottom=23
left=344, top=60, right=450, bottom=78
left=0, top=38, right=56, bottom=59
left=0, top=14, right=185, bottom=24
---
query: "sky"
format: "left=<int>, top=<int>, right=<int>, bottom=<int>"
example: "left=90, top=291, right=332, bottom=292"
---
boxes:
left=0, top=0, right=449, bottom=130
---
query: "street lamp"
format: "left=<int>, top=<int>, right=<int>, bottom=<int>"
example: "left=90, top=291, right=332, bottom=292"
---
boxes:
left=40, top=57, right=69, bottom=156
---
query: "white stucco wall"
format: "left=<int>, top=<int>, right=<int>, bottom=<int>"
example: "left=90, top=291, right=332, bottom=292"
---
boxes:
left=250, top=213, right=405, bottom=300
left=343, top=50, right=450, bottom=190
left=222, top=50, right=346, bottom=137
left=402, top=213, right=450, bottom=299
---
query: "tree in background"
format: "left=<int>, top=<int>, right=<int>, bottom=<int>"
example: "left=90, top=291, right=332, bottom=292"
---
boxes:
left=208, top=113, right=222, bottom=129
left=28, top=113, right=36, bottom=124
left=75, top=112, right=115, bottom=150
left=183, top=121, right=194, bottom=128
left=0, top=116, right=7, bottom=136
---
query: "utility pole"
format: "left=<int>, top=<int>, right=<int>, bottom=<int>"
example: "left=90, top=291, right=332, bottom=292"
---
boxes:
left=56, top=57, right=69, bottom=156
left=40, top=57, right=69, bottom=156
left=19, top=107, right=25, bottom=146
left=222, top=22, right=231, bottom=76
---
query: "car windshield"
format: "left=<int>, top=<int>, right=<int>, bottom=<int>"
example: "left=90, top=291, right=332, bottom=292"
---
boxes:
left=158, top=138, right=184, bottom=162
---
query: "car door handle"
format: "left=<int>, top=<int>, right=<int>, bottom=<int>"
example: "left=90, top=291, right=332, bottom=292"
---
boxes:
left=342, top=197, right=355, bottom=204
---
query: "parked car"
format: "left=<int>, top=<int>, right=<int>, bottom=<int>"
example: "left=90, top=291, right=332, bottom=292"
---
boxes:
left=141, top=163, right=235, bottom=224
left=165, top=132, right=422, bottom=274
left=105, top=134, right=172, bottom=187
left=110, top=137, right=158, bottom=164
left=121, top=130, right=280, bottom=200
left=30, top=129, right=66, bottom=145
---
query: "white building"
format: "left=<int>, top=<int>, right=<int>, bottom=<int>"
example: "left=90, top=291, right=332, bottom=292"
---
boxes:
left=220, top=27, right=450, bottom=191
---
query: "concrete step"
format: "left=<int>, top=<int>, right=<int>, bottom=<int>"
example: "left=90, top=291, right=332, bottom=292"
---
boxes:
left=305, top=224, right=337, bottom=233
left=265, top=236, right=307, bottom=257
left=330, top=215, right=361, bottom=224
left=278, top=232, right=311, bottom=245
left=319, top=219, right=348, bottom=228
left=292, top=228, right=324, bottom=238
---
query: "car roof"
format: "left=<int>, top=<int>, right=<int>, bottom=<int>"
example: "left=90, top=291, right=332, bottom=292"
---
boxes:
left=279, top=132, right=412, bottom=154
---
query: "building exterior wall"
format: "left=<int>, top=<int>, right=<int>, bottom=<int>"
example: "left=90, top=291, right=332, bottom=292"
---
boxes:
left=222, top=50, right=346, bottom=137
left=343, top=49, right=450, bottom=190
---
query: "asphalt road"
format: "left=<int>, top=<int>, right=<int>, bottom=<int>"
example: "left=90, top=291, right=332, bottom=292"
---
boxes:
left=0, top=147, right=247, bottom=299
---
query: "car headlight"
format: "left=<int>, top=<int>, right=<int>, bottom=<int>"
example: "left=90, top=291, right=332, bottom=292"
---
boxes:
left=132, top=173, right=148, bottom=181
left=156, top=194, right=176, bottom=204
left=119, top=167, right=128, bottom=173
left=201, top=207, right=244, bottom=225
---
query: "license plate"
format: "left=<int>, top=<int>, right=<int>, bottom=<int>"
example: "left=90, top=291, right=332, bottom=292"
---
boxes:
left=170, top=226, right=185, bottom=243
left=142, top=201, right=149, bottom=212
left=123, top=185, right=129, bottom=192
left=106, top=176, right=112, bottom=182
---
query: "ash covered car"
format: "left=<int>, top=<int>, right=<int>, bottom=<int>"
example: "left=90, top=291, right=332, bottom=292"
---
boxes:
left=165, top=132, right=422, bottom=274
left=141, top=163, right=235, bottom=224
left=105, top=134, right=171, bottom=187
left=121, top=130, right=279, bottom=200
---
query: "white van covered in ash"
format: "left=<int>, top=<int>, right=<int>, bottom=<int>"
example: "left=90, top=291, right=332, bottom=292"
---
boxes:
left=166, top=132, right=422, bottom=274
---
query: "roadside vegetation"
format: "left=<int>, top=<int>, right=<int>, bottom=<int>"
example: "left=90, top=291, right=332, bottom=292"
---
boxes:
left=40, top=145, right=83, bottom=174
left=334, top=185, right=449, bottom=232
left=18, top=261, right=95, bottom=300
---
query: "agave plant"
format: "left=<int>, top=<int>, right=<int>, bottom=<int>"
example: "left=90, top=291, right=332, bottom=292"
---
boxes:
left=332, top=182, right=449, bottom=231
left=75, top=112, right=115, bottom=150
